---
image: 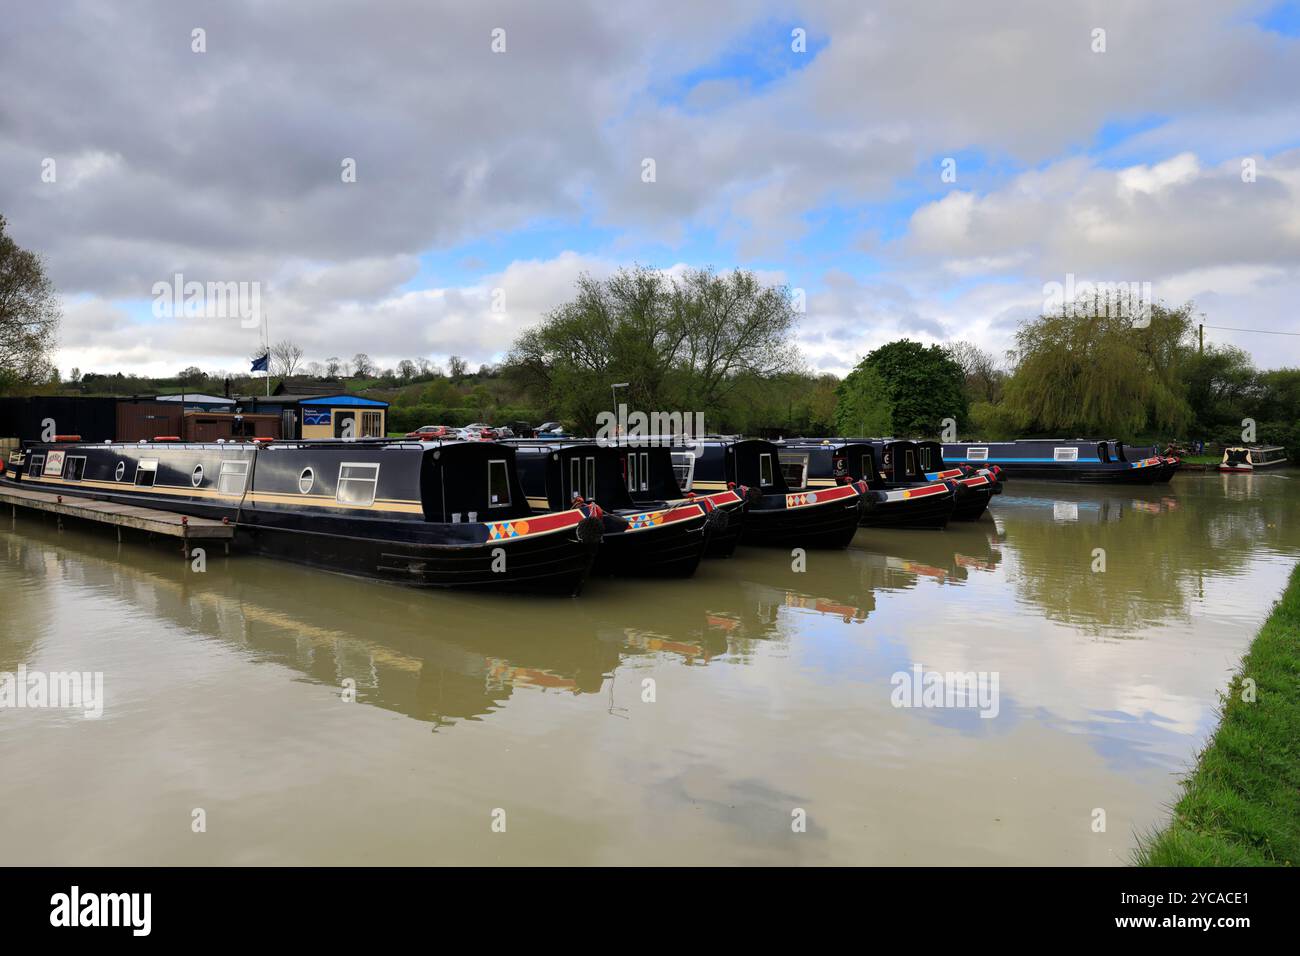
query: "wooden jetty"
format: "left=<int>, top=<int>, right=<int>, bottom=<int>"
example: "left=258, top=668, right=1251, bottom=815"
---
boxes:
left=0, top=483, right=235, bottom=557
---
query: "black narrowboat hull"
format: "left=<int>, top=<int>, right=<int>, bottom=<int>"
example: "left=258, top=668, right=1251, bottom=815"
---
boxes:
left=740, top=488, right=863, bottom=549
left=985, top=463, right=1162, bottom=483
left=240, top=512, right=601, bottom=595
left=859, top=486, right=955, bottom=530
left=950, top=479, right=994, bottom=521
left=13, top=440, right=603, bottom=595
left=703, top=501, right=744, bottom=557
left=594, top=505, right=709, bottom=578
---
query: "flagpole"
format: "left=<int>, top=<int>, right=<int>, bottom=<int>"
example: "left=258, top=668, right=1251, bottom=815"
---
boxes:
left=264, top=311, right=270, bottom=397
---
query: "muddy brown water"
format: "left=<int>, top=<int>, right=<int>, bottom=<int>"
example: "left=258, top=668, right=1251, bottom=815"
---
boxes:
left=2, top=471, right=1297, bottom=864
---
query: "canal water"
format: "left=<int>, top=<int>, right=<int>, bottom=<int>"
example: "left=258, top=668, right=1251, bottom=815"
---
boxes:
left=2, top=472, right=1297, bottom=865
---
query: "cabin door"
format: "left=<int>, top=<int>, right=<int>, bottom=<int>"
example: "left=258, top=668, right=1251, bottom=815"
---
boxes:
left=334, top=411, right=355, bottom=438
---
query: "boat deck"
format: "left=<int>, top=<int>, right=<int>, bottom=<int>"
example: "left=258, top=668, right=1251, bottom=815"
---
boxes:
left=0, top=481, right=235, bottom=556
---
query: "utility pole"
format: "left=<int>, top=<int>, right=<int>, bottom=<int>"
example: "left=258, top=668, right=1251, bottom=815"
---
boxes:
left=1199, top=323, right=1204, bottom=355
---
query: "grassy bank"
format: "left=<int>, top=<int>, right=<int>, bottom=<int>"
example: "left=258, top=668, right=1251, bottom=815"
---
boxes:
left=1135, top=564, right=1300, bottom=866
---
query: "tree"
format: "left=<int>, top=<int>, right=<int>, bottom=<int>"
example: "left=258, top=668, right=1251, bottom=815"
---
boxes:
left=351, top=352, right=374, bottom=378
left=834, top=363, right=893, bottom=437
left=1002, top=302, right=1193, bottom=435
left=944, top=340, right=1006, bottom=404
left=397, top=359, right=416, bottom=380
left=505, top=266, right=802, bottom=431
left=0, top=214, right=61, bottom=394
left=447, top=355, right=469, bottom=381
left=271, top=340, right=305, bottom=377
left=324, top=356, right=342, bottom=377
left=862, top=339, right=967, bottom=435
left=1183, top=344, right=1256, bottom=437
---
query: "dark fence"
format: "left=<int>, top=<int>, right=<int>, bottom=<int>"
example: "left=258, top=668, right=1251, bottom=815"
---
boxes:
left=0, top=396, right=120, bottom=442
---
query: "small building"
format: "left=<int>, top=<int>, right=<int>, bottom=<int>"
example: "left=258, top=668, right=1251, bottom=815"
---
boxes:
left=297, top=395, right=389, bottom=439
left=153, top=393, right=237, bottom=412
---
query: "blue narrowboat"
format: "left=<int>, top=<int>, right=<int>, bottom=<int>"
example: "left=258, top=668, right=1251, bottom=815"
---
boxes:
left=941, top=439, right=1166, bottom=483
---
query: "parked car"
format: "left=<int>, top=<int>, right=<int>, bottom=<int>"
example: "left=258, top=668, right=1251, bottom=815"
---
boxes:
left=536, top=421, right=569, bottom=437
left=404, top=425, right=453, bottom=439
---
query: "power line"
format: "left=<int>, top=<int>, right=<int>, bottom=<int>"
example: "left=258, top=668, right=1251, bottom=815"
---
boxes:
left=1201, top=323, right=1300, bottom=337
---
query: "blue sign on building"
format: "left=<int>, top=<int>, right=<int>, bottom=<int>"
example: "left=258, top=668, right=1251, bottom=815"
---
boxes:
left=303, top=409, right=332, bottom=426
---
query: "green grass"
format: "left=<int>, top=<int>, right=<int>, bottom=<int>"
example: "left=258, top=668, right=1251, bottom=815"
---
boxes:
left=1180, top=453, right=1221, bottom=465
left=1134, top=564, right=1300, bottom=866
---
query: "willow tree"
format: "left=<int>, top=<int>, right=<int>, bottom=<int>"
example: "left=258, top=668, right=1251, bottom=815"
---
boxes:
left=0, top=215, right=61, bottom=394
left=1003, top=300, right=1194, bottom=435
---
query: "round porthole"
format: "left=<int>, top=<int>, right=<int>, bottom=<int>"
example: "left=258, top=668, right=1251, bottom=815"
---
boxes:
left=298, top=467, right=314, bottom=494
left=191, top=464, right=204, bottom=488
left=114, top=461, right=126, bottom=481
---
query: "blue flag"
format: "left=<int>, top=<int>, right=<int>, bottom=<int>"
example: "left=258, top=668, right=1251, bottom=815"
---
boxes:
left=251, top=353, right=269, bottom=372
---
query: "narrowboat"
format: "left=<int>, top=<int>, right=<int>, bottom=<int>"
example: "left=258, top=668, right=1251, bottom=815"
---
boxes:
left=1219, top=445, right=1288, bottom=473
left=913, top=440, right=1001, bottom=520
left=10, top=438, right=603, bottom=594
left=673, top=438, right=865, bottom=549
left=941, top=439, right=1165, bottom=483
left=1115, top=443, right=1179, bottom=482
left=505, top=440, right=713, bottom=577
left=625, top=443, right=747, bottom=558
left=778, top=439, right=957, bottom=530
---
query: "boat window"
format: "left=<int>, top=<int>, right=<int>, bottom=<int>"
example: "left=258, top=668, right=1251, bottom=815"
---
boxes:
left=28, top=454, right=45, bottom=477
left=298, top=467, right=314, bottom=494
left=967, top=447, right=988, bottom=461
left=1097, top=443, right=1110, bottom=463
left=585, top=457, right=596, bottom=500
left=488, top=459, right=511, bottom=508
left=759, top=453, right=774, bottom=487
left=920, top=446, right=932, bottom=470
left=570, top=458, right=581, bottom=501
left=904, top=449, right=916, bottom=476
left=861, top=455, right=875, bottom=481
left=218, top=459, right=250, bottom=496
left=135, top=459, right=158, bottom=487
left=1053, top=447, right=1079, bottom=462
left=335, top=462, right=379, bottom=506
left=191, top=464, right=204, bottom=488
left=627, top=453, right=638, bottom=492
left=671, top=452, right=694, bottom=490
left=639, top=453, right=649, bottom=491
left=113, top=460, right=124, bottom=481
left=65, top=456, right=86, bottom=482
left=779, top=454, right=808, bottom=489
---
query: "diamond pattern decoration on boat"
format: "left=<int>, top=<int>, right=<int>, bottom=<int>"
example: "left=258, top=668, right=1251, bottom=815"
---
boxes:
left=628, top=510, right=665, bottom=530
